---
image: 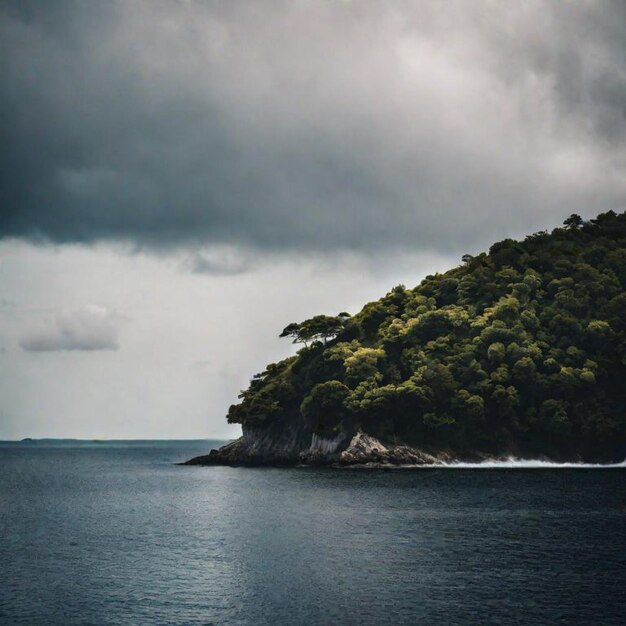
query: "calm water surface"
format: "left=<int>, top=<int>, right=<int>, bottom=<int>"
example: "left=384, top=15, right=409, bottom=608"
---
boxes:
left=1, top=440, right=625, bottom=625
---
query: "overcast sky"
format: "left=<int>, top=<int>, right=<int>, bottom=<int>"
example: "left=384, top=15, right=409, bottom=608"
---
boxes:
left=1, top=0, right=625, bottom=439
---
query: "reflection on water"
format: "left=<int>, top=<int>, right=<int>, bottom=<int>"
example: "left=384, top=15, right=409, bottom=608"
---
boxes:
left=1, top=441, right=625, bottom=625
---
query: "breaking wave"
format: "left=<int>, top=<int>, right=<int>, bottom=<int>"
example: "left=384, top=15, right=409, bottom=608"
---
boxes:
left=431, top=458, right=626, bottom=469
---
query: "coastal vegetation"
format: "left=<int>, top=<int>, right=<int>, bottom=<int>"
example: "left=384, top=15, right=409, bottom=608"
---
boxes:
left=227, top=212, right=626, bottom=461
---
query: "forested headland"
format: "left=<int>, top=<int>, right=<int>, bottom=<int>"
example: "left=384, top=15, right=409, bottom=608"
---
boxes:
left=225, top=212, right=626, bottom=462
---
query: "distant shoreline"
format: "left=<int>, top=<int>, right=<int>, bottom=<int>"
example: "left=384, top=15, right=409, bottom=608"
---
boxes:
left=1, top=438, right=233, bottom=444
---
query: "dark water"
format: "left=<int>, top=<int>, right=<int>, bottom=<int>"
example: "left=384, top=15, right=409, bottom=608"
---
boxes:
left=1, top=441, right=625, bottom=625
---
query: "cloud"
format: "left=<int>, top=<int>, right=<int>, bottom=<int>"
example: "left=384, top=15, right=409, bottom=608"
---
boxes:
left=185, top=247, right=253, bottom=276
left=19, top=305, right=121, bottom=352
left=0, top=0, right=625, bottom=256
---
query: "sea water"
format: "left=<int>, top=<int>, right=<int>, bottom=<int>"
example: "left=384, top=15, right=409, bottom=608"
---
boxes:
left=1, top=440, right=625, bottom=625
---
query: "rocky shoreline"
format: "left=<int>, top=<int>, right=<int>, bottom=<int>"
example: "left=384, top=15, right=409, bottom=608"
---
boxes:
left=183, top=429, right=500, bottom=468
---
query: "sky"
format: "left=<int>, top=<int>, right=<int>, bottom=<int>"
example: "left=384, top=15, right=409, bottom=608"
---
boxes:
left=0, top=0, right=625, bottom=439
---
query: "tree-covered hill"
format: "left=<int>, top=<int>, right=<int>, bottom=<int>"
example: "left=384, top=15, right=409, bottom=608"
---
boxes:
left=227, top=211, right=626, bottom=462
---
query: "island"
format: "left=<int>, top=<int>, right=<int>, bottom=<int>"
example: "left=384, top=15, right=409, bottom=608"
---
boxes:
left=186, top=211, right=626, bottom=467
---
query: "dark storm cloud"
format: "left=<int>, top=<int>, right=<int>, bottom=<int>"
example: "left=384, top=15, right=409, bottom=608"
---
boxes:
left=1, top=0, right=625, bottom=255
left=19, top=305, right=120, bottom=352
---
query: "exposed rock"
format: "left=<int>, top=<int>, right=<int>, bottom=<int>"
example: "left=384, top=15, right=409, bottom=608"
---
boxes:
left=185, top=423, right=309, bottom=465
left=184, top=427, right=459, bottom=467
left=335, top=432, right=450, bottom=467
left=183, top=437, right=250, bottom=466
left=299, top=431, right=351, bottom=464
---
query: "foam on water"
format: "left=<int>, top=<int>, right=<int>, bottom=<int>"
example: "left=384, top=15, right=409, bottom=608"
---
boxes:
left=427, top=457, right=626, bottom=469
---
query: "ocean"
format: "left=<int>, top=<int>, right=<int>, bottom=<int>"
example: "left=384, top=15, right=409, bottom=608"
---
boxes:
left=1, top=440, right=625, bottom=625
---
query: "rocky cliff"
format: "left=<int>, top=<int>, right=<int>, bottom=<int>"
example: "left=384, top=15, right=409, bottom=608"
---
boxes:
left=184, top=426, right=464, bottom=467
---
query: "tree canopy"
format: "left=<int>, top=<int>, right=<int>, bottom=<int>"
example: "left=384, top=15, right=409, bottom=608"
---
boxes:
left=279, top=314, right=350, bottom=346
left=227, top=212, right=626, bottom=461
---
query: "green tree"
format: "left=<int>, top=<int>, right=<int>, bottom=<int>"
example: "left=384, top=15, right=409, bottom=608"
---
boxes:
left=301, top=381, right=350, bottom=433
left=563, top=214, right=583, bottom=230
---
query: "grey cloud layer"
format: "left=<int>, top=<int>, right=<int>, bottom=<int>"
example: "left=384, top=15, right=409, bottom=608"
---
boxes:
left=19, top=305, right=120, bottom=352
left=1, top=0, right=625, bottom=254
